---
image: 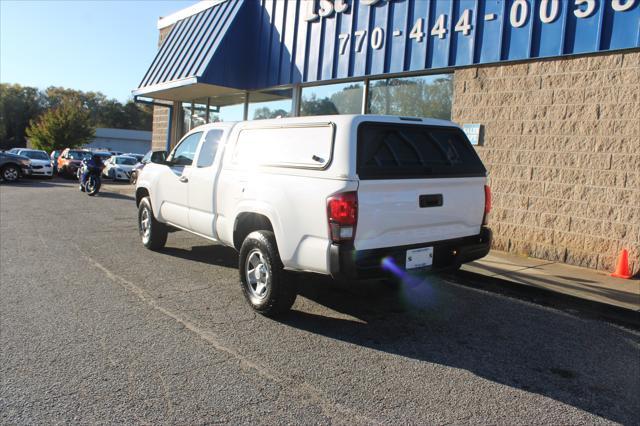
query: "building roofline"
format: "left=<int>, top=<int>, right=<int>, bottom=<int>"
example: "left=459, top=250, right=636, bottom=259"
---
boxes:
left=157, top=0, right=227, bottom=30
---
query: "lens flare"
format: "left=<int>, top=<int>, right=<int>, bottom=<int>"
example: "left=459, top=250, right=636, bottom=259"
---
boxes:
left=380, top=256, right=437, bottom=308
left=381, top=256, right=404, bottom=277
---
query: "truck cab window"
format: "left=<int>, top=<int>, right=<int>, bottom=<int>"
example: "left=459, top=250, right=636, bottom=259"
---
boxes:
left=196, top=130, right=223, bottom=168
left=168, top=132, right=202, bottom=166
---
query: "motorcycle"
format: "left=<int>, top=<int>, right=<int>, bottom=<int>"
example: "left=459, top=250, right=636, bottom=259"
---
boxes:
left=78, top=160, right=103, bottom=196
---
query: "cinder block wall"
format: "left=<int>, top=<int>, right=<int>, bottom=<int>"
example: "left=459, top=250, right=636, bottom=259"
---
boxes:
left=150, top=106, right=170, bottom=151
left=452, top=50, right=640, bottom=274
left=150, top=25, right=174, bottom=152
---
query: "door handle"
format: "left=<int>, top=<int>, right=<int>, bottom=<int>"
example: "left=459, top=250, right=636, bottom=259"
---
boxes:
left=419, top=194, right=443, bottom=208
left=179, top=176, right=188, bottom=183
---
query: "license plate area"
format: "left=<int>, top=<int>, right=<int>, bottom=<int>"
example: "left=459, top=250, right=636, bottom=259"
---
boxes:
left=406, top=247, right=434, bottom=269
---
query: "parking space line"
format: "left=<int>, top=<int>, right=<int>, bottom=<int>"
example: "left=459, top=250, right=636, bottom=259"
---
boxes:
left=81, top=251, right=380, bottom=425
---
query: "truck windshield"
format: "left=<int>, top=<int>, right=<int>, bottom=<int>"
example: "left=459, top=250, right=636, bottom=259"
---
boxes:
left=357, top=122, right=486, bottom=180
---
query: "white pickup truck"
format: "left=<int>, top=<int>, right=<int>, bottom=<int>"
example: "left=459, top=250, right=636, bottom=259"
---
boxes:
left=135, top=115, right=492, bottom=316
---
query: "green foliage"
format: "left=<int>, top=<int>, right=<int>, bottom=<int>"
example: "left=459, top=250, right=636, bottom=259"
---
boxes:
left=0, top=83, right=152, bottom=150
left=368, top=76, right=453, bottom=120
left=298, top=77, right=453, bottom=120
left=26, top=102, right=95, bottom=152
left=299, top=93, right=340, bottom=116
left=252, top=107, right=290, bottom=120
left=0, top=84, right=45, bottom=149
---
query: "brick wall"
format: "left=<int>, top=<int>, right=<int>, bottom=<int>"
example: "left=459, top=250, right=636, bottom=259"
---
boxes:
left=452, top=51, right=640, bottom=275
left=150, top=25, right=175, bottom=151
left=151, top=105, right=170, bottom=151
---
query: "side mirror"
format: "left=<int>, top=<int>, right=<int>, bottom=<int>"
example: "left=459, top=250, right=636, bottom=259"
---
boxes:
left=150, top=150, right=167, bottom=164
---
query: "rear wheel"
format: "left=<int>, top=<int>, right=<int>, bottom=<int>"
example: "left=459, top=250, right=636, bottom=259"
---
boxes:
left=1, top=164, right=20, bottom=182
left=86, top=176, right=100, bottom=196
left=138, top=197, right=167, bottom=250
left=239, top=231, right=296, bottom=316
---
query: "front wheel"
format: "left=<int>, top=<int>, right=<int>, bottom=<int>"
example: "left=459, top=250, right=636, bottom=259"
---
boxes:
left=239, top=231, right=296, bottom=316
left=1, top=164, right=20, bottom=182
left=138, top=197, right=167, bottom=250
left=86, top=176, right=101, bottom=196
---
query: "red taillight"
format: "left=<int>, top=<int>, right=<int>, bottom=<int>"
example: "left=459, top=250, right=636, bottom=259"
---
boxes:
left=483, top=185, right=491, bottom=225
left=327, top=191, right=358, bottom=243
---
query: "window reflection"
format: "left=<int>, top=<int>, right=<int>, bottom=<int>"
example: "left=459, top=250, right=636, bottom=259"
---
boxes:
left=300, top=82, right=363, bottom=116
left=368, top=74, right=453, bottom=120
left=248, top=89, right=293, bottom=120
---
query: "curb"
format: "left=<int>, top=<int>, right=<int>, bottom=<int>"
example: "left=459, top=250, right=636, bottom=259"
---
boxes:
left=445, top=270, right=640, bottom=331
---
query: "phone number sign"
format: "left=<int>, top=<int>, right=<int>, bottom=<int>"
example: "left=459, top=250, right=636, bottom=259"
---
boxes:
left=269, top=0, right=640, bottom=85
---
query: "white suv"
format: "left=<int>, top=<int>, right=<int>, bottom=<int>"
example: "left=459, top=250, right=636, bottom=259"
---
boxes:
left=135, top=115, right=492, bottom=316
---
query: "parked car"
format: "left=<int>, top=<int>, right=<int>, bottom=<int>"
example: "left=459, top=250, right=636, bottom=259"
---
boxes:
left=50, top=150, right=61, bottom=174
left=129, top=151, right=151, bottom=185
left=103, top=155, right=138, bottom=181
left=134, top=115, right=492, bottom=316
left=0, top=152, right=32, bottom=182
left=9, top=149, right=53, bottom=178
left=124, top=153, right=145, bottom=162
left=57, top=148, right=92, bottom=178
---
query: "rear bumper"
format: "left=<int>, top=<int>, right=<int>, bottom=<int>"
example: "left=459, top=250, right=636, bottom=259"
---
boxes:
left=330, top=227, right=492, bottom=280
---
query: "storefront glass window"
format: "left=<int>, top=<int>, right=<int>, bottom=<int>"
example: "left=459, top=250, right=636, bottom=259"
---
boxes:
left=367, top=74, right=453, bottom=120
left=192, top=101, right=208, bottom=128
left=209, top=93, right=246, bottom=123
left=181, top=102, right=192, bottom=137
left=300, top=82, right=363, bottom=116
left=248, top=88, right=293, bottom=120
left=179, top=94, right=247, bottom=138
left=180, top=102, right=208, bottom=137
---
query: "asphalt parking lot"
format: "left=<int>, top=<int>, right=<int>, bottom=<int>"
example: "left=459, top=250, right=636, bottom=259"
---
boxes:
left=1, top=179, right=639, bottom=424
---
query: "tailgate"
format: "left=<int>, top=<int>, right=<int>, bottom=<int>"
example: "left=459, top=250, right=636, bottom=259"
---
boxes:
left=354, top=121, right=487, bottom=251
left=355, top=177, right=485, bottom=250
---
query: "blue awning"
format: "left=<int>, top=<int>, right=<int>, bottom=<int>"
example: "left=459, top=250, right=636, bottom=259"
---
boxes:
left=136, top=0, right=640, bottom=100
left=134, top=0, right=249, bottom=99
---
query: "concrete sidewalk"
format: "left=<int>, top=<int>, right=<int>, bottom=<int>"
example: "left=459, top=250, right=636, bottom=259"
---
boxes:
left=463, top=250, right=639, bottom=312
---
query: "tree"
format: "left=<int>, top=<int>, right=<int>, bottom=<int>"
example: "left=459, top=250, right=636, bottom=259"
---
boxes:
left=0, top=84, right=45, bottom=150
left=329, top=84, right=363, bottom=114
left=252, top=107, right=289, bottom=119
left=368, top=76, right=453, bottom=119
left=26, top=102, right=95, bottom=152
left=0, top=84, right=153, bottom=149
left=299, top=93, right=339, bottom=115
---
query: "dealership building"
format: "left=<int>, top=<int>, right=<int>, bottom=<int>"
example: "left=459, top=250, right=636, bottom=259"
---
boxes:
left=134, top=0, right=639, bottom=275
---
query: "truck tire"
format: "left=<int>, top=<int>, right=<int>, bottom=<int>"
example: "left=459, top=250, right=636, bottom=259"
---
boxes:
left=239, top=231, right=297, bottom=316
left=138, top=197, right=167, bottom=250
left=1, top=164, right=20, bottom=182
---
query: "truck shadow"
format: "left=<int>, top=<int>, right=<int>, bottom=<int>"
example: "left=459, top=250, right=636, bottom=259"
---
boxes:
left=160, top=244, right=238, bottom=269
left=152, top=242, right=638, bottom=422
left=279, top=273, right=639, bottom=424
left=94, top=192, right=135, bottom=201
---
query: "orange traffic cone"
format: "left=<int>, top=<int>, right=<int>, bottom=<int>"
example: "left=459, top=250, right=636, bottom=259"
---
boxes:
left=610, top=249, right=632, bottom=279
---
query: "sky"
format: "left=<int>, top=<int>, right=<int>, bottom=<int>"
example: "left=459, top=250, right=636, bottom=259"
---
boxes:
left=0, top=0, right=199, bottom=102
